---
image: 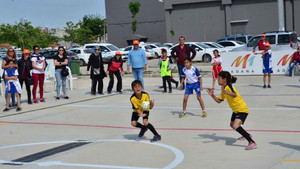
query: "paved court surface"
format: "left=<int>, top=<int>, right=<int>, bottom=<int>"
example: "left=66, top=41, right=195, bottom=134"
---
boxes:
left=0, top=72, right=299, bottom=169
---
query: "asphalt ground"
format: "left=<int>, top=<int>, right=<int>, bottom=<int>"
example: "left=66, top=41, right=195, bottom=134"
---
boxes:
left=0, top=60, right=299, bottom=169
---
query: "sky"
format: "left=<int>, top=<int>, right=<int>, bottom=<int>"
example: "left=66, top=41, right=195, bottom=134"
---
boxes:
left=0, top=0, right=106, bottom=29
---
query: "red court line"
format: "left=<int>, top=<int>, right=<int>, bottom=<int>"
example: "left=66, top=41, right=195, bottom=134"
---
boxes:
left=1, top=121, right=300, bottom=133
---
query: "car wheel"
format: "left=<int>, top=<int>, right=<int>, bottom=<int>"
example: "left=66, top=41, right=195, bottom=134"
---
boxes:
left=203, top=54, right=212, bottom=63
left=155, top=52, right=159, bottom=59
left=79, top=59, right=85, bottom=66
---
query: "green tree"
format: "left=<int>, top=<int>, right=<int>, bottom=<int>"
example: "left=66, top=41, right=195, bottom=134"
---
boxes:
left=82, top=14, right=106, bottom=38
left=0, top=20, right=59, bottom=50
left=63, top=21, right=93, bottom=46
left=129, top=1, right=141, bottom=33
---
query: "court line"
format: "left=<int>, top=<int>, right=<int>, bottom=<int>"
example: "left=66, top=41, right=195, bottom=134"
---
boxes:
left=0, top=106, right=78, bottom=110
left=0, top=121, right=299, bottom=133
left=66, top=105, right=300, bottom=111
left=280, top=159, right=300, bottom=162
left=0, top=139, right=184, bottom=169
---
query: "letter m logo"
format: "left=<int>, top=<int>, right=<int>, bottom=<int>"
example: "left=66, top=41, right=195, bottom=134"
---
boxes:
left=277, top=54, right=292, bottom=66
left=231, top=54, right=250, bottom=68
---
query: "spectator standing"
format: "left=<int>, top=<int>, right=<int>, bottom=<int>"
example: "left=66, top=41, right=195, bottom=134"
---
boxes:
left=31, top=45, right=46, bottom=103
left=253, top=34, right=269, bottom=52
left=127, top=40, right=147, bottom=89
left=17, top=49, right=33, bottom=104
left=2, top=48, right=18, bottom=106
left=107, top=51, right=124, bottom=94
left=87, top=46, right=106, bottom=95
left=289, top=46, right=300, bottom=76
left=171, top=36, right=196, bottom=89
left=54, top=46, right=69, bottom=100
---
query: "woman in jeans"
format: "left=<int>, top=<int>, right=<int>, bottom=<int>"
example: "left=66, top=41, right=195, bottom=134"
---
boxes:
left=54, top=46, right=69, bottom=100
left=2, top=48, right=18, bottom=106
left=31, top=45, right=46, bottom=103
left=17, top=49, right=33, bottom=104
left=87, top=46, right=106, bottom=95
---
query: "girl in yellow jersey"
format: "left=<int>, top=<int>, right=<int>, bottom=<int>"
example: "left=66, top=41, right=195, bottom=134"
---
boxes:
left=207, top=71, right=257, bottom=150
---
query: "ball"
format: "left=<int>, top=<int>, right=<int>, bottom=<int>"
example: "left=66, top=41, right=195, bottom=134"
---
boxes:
left=141, top=101, right=150, bottom=110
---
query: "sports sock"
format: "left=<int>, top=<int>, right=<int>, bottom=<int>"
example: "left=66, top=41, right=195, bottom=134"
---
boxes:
left=236, top=126, right=254, bottom=143
left=136, top=122, right=147, bottom=130
left=146, top=123, right=159, bottom=135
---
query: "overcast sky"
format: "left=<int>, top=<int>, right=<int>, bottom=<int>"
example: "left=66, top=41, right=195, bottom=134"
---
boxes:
left=0, top=0, right=106, bottom=29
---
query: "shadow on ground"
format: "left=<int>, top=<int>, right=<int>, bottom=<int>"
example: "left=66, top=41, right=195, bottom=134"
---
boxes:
left=270, top=142, right=300, bottom=150
left=276, top=105, right=300, bottom=109
left=170, top=111, right=201, bottom=117
left=197, top=133, right=245, bottom=147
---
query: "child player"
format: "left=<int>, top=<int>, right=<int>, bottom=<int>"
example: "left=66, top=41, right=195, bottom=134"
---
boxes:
left=179, top=57, right=207, bottom=118
left=207, top=71, right=257, bottom=150
left=130, top=80, right=161, bottom=142
left=211, top=49, right=223, bottom=89
left=255, top=43, right=273, bottom=88
left=158, top=49, right=172, bottom=93
left=4, top=60, right=22, bottom=112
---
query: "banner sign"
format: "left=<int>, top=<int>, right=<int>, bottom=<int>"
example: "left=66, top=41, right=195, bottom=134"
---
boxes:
left=222, top=50, right=295, bottom=75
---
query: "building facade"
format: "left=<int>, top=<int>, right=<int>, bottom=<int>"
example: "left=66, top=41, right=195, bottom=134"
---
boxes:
left=105, top=0, right=300, bottom=47
left=105, top=0, right=166, bottom=47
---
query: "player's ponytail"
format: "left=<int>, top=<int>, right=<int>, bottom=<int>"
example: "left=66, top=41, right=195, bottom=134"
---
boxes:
left=218, top=71, right=237, bottom=85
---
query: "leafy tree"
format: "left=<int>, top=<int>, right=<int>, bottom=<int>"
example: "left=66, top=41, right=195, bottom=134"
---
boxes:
left=0, top=20, right=59, bottom=50
left=63, top=21, right=93, bottom=46
left=129, top=1, right=141, bottom=33
left=82, top=14, right=106, bottom=37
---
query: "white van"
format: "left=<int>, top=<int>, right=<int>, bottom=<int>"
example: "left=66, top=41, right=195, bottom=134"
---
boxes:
left=83, top=43, right=127, bottom=63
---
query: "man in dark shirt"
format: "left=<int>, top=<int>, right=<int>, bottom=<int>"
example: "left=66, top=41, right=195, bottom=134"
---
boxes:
left=171, top=36, right=196, bottom=89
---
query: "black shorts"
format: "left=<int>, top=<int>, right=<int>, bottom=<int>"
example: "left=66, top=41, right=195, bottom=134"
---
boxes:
left=131, top=111, right=149, bottom=121
left=231, top=112, right=248, bottom=124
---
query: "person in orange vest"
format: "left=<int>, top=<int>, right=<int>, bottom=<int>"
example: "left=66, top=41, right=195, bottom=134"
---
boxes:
left=253, top=34, right=269, bottom=52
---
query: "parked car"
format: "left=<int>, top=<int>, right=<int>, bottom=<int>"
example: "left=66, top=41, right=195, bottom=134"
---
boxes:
left=144, top=42, right=169, bottom=58
left=122, top=44, right=155, bottom=59
left=216, top=40, right=245, bottom=51
left=216, top=34, right=253, bottom=43
left=202, top=42, right=229, bottom=52
left=83, top=43, right=127, bottom=63
left=169, top=42, right=215, bottom=62
left=163, top=43, right=175, bottom=48
left=232, top=31, right=298, bottom=51
left=40, top=50, right=79, bottom=60
left=69, top=48, right=93, bottom=66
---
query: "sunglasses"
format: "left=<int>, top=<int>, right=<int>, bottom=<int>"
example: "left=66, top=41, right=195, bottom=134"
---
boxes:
left=59, top=49, right=64, bottom=51
left=34, top=48, right=39, bottom=51
left=8, top=50, right=14, bottom=52
left=95, top=49, right=100, bottom=51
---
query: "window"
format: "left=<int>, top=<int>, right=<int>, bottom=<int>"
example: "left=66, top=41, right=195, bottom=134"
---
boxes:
left=190, top=44, right=203, bottom=51
left=124, top=46, right=132, bottom=51
left=236, top=37, right=246, bottom=43
left=219, top=42, right=234, bottom=47
left=227, top=37, right=234, bottom=41
left=278, top=34, right=290, bottom=44
left=106, top=45, right=119, bottom=51
left=247, top=36, right=260, bottom=47
left=266, top=35, right=276, bottom=44
left=100, top=46, right=109, bottom=52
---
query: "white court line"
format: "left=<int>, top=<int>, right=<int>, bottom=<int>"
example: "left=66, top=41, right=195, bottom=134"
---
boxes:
left=67, top=105, right=299, bottom=111
left=0, top=139, right=184, bottom=169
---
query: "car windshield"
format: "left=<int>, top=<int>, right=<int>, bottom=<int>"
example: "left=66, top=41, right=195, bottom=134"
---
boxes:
left=196, top=43, right=210, bottom=48
left=84, top=49, right=93, bottom=53
left=67, top=50, right=76, bottom=55
left=106, top=45, right=120, bottom=51
left=212, top=42, right=224, bottom=48
left=236, top=41, right=245, bottom=45
left=204, top=43, right=216, bottom=48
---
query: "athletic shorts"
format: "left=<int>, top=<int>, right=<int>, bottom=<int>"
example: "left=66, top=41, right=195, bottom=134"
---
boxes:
left=212, top=66, right=223, bottom=80
left=131, top=111, right=149, bottom=121
left=231, top=112, right=248, bottom=124
left=263, top=68, right=273, bottom=74
left=185, top=82, right=201, bottom=95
